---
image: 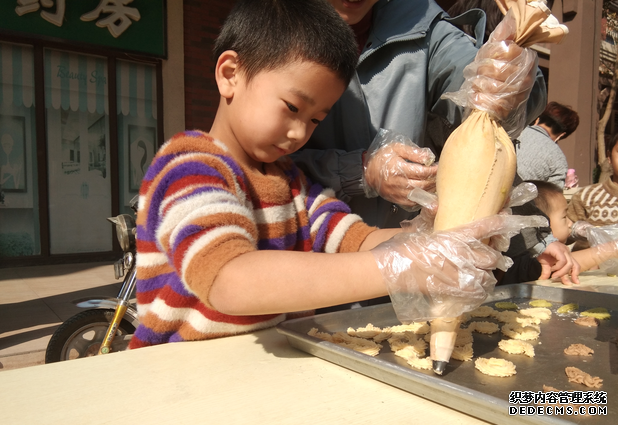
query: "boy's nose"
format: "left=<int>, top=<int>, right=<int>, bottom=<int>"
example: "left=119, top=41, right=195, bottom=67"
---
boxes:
left=287, top=120, right=309, bottom=144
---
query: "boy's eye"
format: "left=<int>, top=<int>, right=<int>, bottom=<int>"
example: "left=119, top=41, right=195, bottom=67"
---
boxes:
left=286, top=102, right=298, bottom=113
left=311, top=118, right=321, bottom=125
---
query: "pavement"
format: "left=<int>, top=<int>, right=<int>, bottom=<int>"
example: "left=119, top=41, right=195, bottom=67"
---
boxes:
left=0, top=261, right=123, bottom=371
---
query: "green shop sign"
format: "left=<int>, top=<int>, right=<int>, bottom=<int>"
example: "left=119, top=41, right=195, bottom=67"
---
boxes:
left=0, top=0, right=166, bottom=58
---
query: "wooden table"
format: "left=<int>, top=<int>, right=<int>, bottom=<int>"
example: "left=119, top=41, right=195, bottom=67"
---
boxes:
left=0, top=327, right=489, bottom=424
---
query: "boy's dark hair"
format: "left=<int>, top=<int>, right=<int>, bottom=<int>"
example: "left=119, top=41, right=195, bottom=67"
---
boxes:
left=213, top=0, right=358, bottom=85
left=528, top=180, right=563, bottom=216
left=606, top=133, right=618, bottom=156
left=536, top=101, right=580, bottom=139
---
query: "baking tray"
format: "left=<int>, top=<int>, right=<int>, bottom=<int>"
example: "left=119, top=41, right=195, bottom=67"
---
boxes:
left=276, top=285, right=617, bottom=425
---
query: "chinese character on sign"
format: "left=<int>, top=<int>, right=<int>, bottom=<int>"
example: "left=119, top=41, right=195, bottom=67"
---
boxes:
left=15, top=0, right=65, bottom=27
left=81, top=0, right=140, bottom=38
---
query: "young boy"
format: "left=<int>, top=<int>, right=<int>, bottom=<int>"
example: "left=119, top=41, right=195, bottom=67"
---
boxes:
left=568, top=134, right=618, bottom=226
left=500, top=181, right=618, bottom=285
left=128, top=0, right=518, bottom=349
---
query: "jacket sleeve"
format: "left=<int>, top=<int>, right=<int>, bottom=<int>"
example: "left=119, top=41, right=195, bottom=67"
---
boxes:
left=546, top=154, right=569, bottom=189
left=292, top=148, right=365, bottom=204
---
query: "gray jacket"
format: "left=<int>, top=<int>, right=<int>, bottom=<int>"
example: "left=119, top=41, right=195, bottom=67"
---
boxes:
left=516, top=125, right=568, bottom=188
left=293, top=0, right=547, bottom=229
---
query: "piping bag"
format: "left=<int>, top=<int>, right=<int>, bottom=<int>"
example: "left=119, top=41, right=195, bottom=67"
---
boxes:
left=430, top=0, right=567, bottom=374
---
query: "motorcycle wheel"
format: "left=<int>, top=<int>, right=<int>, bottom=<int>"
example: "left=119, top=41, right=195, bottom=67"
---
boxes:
left=45, top=309, right=136, bottom=363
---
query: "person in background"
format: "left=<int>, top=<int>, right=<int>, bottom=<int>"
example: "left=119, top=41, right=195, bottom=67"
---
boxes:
left=128, top=0, right=518, bottom=349
left=515, top=101, right=580, bottom=188
left=568, top=133, right=618, bottom=226
left=500, top=181, right=617, bottom=285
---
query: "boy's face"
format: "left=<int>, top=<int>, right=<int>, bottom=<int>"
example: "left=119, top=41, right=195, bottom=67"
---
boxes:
left=223, top=59, right=346, bottom=167
left=327, top=0, right=379, bottom=25
left=547, top=193, right=573, bottom=244
left=610, top=143, right=618, bottom=182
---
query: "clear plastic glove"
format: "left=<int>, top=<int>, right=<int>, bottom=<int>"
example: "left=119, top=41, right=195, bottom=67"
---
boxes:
left=442, top=9, right=539, bottom=139
left=570, top=220, right=594, bottom=241
left=362, top=129, right=438, bottom=211
left=399, top=188, right=438, bottom=234
left=586, top=224, right=618, bottom=275
left=372, top=213, right=548, bottom=323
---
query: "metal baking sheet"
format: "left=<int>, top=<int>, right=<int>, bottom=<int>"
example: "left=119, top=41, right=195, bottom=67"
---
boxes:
left=276, top=284, right=617, bottom=425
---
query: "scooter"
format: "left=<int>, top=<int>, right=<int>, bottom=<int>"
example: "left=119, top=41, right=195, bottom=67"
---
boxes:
left=45, top=196, right=140, bottom=363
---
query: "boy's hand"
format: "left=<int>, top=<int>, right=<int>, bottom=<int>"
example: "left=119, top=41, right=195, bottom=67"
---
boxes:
left=372, top=213, right=547, bottom=322
left=537, top=241, right=581, bottom=285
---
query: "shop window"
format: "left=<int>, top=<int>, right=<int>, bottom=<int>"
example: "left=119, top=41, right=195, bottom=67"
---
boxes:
left=44, top=48, right=111, bottom=254
left=117, top=59, right=157, bottom=214
left=0, top=42, right=40, bottom=257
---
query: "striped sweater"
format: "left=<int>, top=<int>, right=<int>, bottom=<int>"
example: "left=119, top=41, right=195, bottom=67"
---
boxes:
left=129, top=131, right=375, bottom=349
left=567, top=179, right=618, bottom=226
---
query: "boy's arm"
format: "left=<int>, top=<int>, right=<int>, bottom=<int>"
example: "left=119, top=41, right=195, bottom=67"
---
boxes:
left=210, top=249, right=387, bottom=315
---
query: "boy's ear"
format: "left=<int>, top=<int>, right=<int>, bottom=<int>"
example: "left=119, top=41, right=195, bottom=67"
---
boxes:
left=215, top=51, right=240, bottom=99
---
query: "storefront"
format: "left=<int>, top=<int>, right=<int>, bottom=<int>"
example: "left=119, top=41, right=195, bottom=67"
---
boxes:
left=0, top=0, right=166, bottom=266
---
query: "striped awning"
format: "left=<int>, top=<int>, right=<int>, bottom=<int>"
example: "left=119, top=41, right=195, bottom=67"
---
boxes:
left=44, top=49, right=108, bottom=114
left=117, top=60, right=157, bottom=120
left=1, top=43, right=156, bottom=120
left=0, top=42, right=35, bottom=109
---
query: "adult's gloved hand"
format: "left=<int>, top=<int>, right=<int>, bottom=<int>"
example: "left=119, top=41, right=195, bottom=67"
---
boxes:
left=371, top=213, right=548, bottom=323
left=442, top=9, right=539, bottom=139
left=362, top=129, right=438, bottom=211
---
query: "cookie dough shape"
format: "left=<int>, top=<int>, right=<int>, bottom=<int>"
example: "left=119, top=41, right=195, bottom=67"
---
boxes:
left=557, top=303, right=578, bottom=314
left=529, top=299, right=552, bottom=308
left=574, top=316, right=599, bottom=327
left=564, top=343, right=594, bottom=356
left=406, top=356, right=433, bottom=370
left=565, top=367, right=603, bottom=388
left=308, top=328, right=382, bottom=356
left=494, top=301, right=518, bottom=310
left=493, top=310, right=521, bottom=323
left=501, top=323, right=540, bottom=341
left=451, top=343, right=473, bottom=361
left=470, top=306, right=496, bottom=318
left=455, top=328, right=474, bottom=345
left=475, top=357, right=517, bottom=377
left=388, top=334, right=427, bottom=356
left=498, top=339, right=535, bottom=357
left=519, top=307, right=552, bottom=321
left=580, top=307, right=611, bottom=320
left=390, top=322, right=430, bottom=335
left=469, top=321, right=500, bottom=334
left=347, top=323, right=383, bottom=339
